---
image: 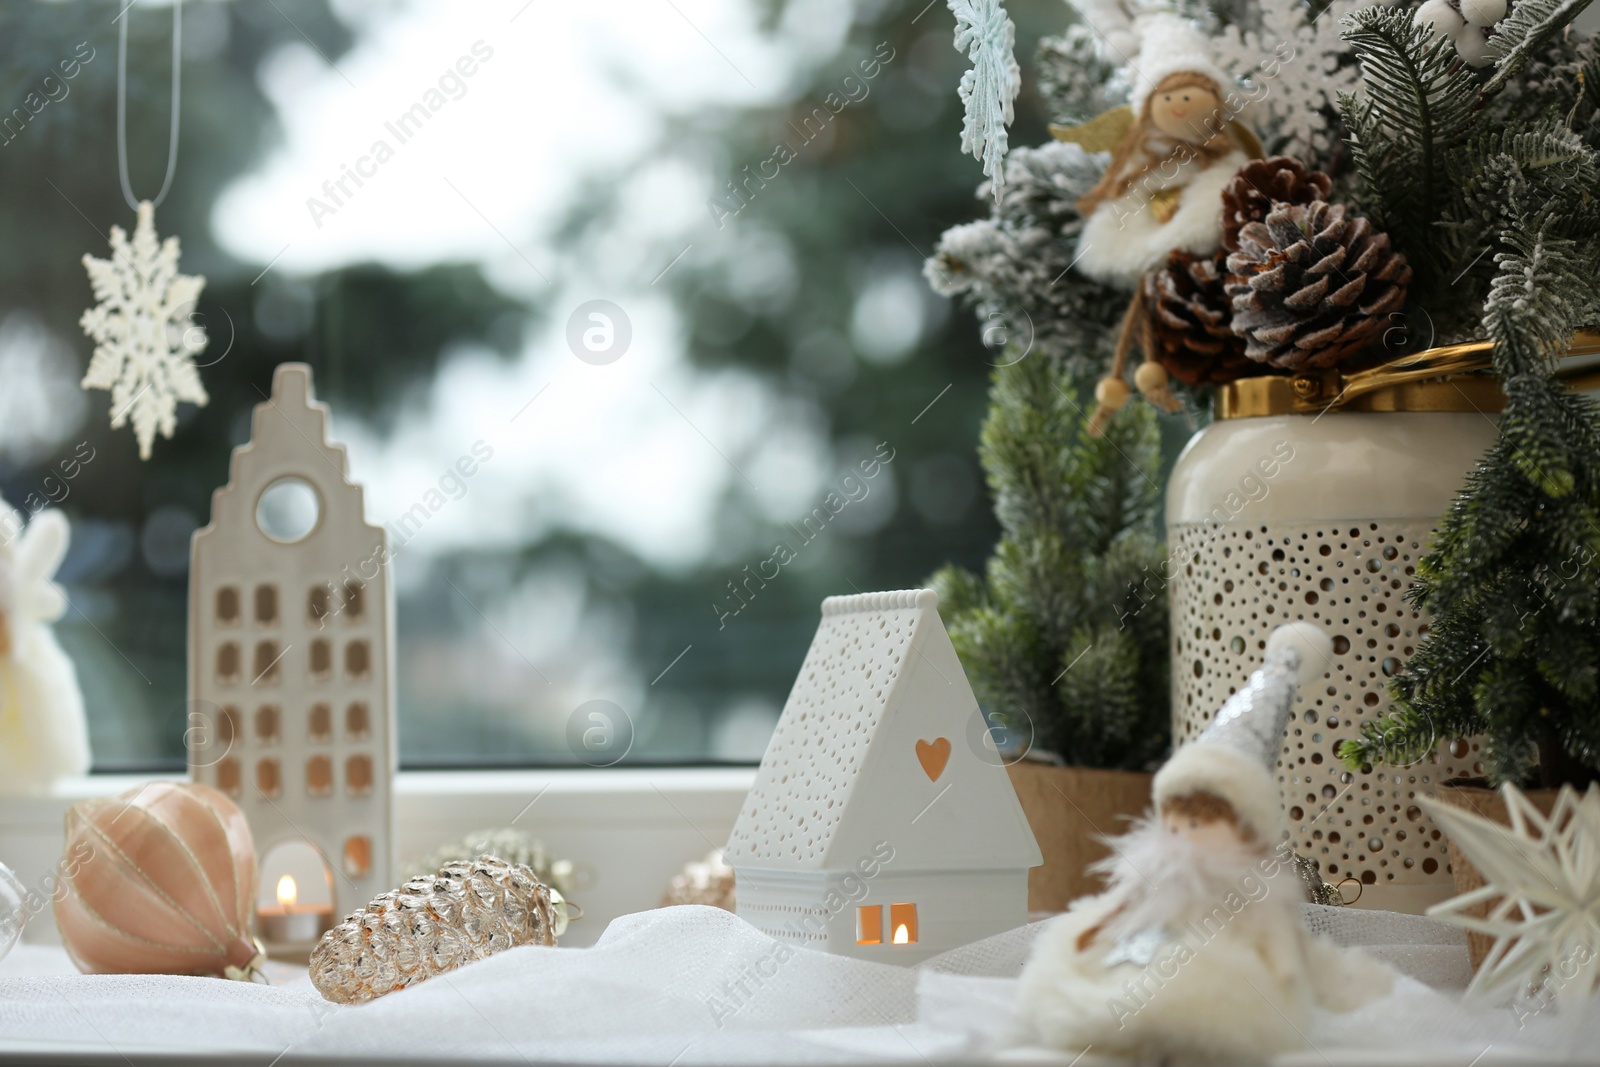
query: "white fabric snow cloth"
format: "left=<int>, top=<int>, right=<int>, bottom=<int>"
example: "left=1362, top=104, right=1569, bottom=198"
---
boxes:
left=0, top=904, right=1595, bottom=1064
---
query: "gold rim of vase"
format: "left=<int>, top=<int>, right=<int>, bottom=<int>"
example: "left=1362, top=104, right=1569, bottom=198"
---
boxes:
left=1214, top=330, right=1600, bottom=419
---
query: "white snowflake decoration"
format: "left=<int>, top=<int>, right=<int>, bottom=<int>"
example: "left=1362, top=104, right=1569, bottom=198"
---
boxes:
left=79, top=200, right=209, bottom=460
left=1213, top=0, right=1366, bottom=164
left=1421, top=784, right=1600, bottom=1007
left=949, top=0, right=1022, bottom=199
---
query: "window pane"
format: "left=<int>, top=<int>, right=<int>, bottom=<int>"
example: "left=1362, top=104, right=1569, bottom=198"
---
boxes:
left=5, top=0, right=1010, bottom=770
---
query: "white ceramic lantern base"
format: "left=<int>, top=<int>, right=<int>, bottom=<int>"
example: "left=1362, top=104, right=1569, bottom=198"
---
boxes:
left=1169, top=517, right=1482, bottom=911
left=1166, top=411, right=1499, bottom=914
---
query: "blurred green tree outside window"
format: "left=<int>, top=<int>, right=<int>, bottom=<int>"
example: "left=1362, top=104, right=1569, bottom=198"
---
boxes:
left=0, top=0, right=1070, bottom=770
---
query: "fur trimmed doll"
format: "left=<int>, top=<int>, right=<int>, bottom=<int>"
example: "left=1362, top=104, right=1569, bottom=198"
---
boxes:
left=1052, top=10, right=1262, bottom=431
left=0, top=497, right=89, bottom=794
left=1073, top=14, right=1252, bottom=288
left=1019, top=623, right=1392, bottom=1063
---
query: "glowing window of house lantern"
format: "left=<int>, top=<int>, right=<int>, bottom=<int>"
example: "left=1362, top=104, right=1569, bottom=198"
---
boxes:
left=855, top=905, right=883, bottom=945
left=277, top=874, right=297, bottom=909
left=889, top=903, right=918, bottom=945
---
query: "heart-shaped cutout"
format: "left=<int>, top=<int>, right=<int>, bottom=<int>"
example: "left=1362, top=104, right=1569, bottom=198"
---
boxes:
left=916, top=737, right=951, bottom=782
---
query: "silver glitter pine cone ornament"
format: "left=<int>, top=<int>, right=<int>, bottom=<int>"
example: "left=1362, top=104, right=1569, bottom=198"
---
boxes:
left=310, top=856, right=575, bottom=1004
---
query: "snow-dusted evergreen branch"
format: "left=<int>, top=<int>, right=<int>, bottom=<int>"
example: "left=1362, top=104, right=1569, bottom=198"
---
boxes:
left=1483, top=0, right=1599, bottom=97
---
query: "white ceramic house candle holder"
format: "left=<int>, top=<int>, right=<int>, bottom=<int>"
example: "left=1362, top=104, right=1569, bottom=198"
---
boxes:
left=724, top=589, right=1041, bottom=965
left=188, top=363, right=395, bottom=940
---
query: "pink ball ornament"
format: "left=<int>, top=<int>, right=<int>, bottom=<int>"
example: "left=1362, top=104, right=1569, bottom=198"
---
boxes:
left=54, top=782, right=265, bottom=980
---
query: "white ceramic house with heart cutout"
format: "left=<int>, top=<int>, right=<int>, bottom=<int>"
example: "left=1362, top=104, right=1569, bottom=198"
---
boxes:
left=723, top=588, right=1041, bottom=964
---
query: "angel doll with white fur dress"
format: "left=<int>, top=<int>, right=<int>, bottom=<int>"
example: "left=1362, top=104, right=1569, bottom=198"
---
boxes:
left=1052, top=6, right=1262, bottom=429
left=1018, top=623, right=1393, bottom=1063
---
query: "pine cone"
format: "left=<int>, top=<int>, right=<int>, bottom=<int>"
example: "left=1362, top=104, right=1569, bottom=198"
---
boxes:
left=1141, top=250, right=1258, bottom=386
left=660, top=849, right=736, bottom=910
left=408, top=828, right=575, bottom=899
left=310, top=856, right=564, bottom=1004
left=1221, top=156, right=1333, bottom=253
left=1226, top=201, right=1412, bottom=371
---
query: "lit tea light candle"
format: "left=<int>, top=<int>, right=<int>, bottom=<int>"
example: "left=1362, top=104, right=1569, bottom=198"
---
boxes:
left=257, top=874, right=333, bottom=945
left=893, top=923, right=910, bottom=945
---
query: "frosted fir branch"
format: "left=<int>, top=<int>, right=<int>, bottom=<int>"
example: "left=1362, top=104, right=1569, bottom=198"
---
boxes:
left=1482, top=0, right=1599, bottom=99
left=949, top=0, right=1022, bottom=199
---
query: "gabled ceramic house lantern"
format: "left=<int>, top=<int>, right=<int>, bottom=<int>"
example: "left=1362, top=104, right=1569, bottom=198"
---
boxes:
left=724, top=589, right=1041, bottom=965
left=188, top=363, right=395, bottom=931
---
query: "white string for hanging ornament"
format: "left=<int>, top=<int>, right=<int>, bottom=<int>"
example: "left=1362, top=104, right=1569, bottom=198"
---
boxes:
left=79, top=0, right=211, bottom=461
left=117, top=0, right=182, bottom=211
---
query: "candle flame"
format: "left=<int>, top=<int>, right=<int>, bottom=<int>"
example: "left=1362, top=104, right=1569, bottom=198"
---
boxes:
left=893, top=923, right=909, bottom=945
left=277, top=874, right=297, bottom=909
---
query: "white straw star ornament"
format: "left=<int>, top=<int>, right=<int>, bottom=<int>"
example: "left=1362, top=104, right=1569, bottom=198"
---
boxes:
left=1421, top=783, right=1600, bottom=1010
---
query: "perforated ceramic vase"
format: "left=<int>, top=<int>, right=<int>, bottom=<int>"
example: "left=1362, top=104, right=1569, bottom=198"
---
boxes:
left=1164, top=353, right=1505, bottom=914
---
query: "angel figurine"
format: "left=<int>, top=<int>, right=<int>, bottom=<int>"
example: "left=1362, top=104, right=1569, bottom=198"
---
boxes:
left=1018, top=623, right=1392, bottom=1063
left=0, top=496, right=90, bottom=794
left=1052, top=10, right=1262, bottom=430
left=1065, top=14, right=1257, bottom=285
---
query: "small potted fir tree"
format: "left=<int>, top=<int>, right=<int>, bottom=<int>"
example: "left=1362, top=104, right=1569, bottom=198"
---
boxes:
left=930, top=355, right=1168, bottom=912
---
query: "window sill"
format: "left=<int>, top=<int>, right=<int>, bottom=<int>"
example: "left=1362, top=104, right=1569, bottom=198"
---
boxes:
left=0, top=767, right=755, bottom=949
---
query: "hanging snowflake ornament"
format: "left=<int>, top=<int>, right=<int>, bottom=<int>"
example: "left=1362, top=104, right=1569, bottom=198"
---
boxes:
left=1212, top=0, right=1364, bottom=165
left=79, top=200, right=209, bottom=460
left=1420, top=784, right=1600, bottom=1009
left=948, top=0, right=1022, bottom=199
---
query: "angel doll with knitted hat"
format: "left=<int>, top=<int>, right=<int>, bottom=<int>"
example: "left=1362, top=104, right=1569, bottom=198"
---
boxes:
left=0, top=497, right=89, bottom=794
left=1018, top=623, right=1393, bottom=1063
left=1052, top=5, right=1263, bottom=429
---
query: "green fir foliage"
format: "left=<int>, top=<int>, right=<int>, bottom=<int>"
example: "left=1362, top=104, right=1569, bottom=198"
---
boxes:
left=1338, top=0, right=1600, bottom=787
left=930, top=356, right=1169, bottom=769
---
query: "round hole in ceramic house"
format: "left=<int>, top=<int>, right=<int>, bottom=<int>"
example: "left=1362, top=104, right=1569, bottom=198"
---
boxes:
left=256, top=477, right=322, bottom=543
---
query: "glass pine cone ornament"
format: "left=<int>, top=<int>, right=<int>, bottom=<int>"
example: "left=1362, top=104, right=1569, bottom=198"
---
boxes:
left=660, top=849, right=736, bottom=911
left=309, top=856, right=572, bottom=1004
left=407, top=827, right=576, bottom=900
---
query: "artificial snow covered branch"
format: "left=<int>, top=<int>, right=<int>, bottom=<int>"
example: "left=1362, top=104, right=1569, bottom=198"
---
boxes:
left=1482, top=0, right=1599, bottom=97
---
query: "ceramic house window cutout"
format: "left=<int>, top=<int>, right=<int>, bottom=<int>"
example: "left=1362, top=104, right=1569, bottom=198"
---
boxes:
left=188, top=363, right=395, bottom=931
left=309, top=702, right=332, bottom=742
left=309, top=583, right=332, bottom=626
left=255, top=584, right=278, bottom=626
left=723, top=588, right=1041, bottom=965
left=856, top=905, right=883, bottom=945
left=890, top=903, right=918, bottom=944
left=342, top=580, right=365, bottom=622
